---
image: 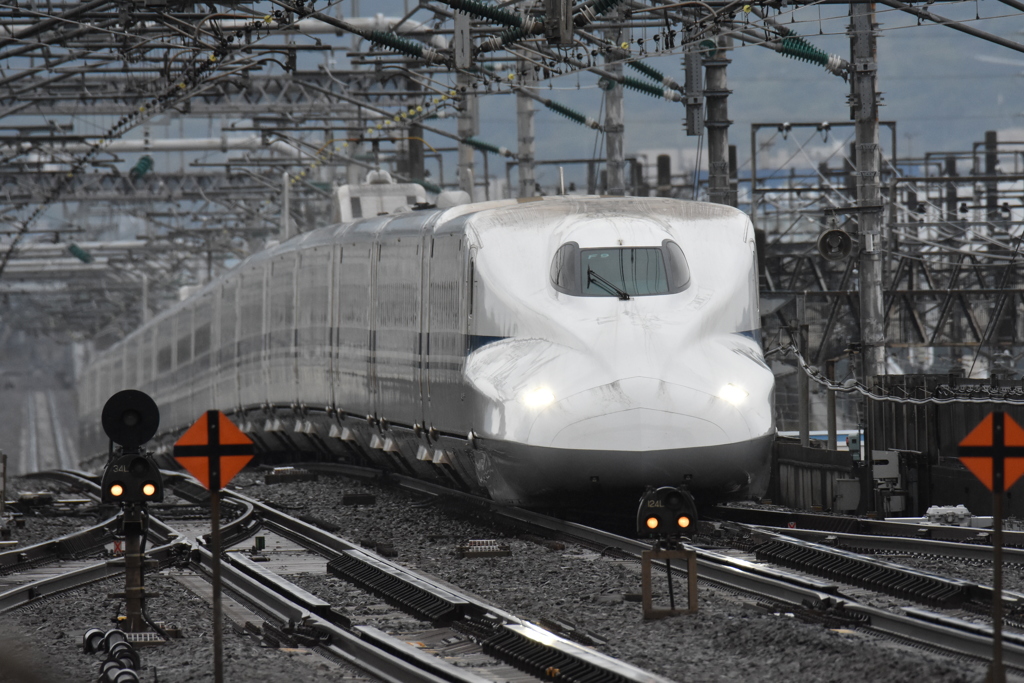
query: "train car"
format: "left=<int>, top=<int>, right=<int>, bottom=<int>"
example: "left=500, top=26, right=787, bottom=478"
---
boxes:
left=78, top=195, right=775, bottom=507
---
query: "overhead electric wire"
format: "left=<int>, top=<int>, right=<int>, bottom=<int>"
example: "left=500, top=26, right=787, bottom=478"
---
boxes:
left=775, top=343, right=1024, bottom=405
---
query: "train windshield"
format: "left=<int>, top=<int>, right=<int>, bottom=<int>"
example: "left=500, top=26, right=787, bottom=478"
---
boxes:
left=550, top=240, right=690, bottom=297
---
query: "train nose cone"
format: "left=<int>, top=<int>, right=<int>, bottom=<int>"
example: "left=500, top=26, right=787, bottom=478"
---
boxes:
left=527, top=376, right=743, bottom=451
left=550, top=408, right=727, bottom=451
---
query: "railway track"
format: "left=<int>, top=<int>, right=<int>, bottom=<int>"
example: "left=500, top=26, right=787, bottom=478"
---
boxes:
left=3, top=470, right=675, bottom=682
left=292, top=462, right=1024, bottom=673
left=3, top=465, right=1020, bottom=678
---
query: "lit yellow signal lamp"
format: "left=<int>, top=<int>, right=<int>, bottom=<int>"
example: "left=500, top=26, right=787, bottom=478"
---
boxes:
left=637, top=486, right=698, bottom=540
left=100, top=454, right=164, bottom=504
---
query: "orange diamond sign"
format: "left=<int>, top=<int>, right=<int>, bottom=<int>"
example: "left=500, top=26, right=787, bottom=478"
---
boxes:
left=173, top=411, right=254, bottom=490
left=958, top=411, right=1024, bottom=493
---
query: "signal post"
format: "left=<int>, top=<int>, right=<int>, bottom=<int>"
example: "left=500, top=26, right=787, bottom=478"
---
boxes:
left=637, top=486, right=699, bottom=619
left=174, top=410, right=254, bottom=683
left=958, top=411, right=1024, bottom=683
left=99, top=390, right=164, bottom=634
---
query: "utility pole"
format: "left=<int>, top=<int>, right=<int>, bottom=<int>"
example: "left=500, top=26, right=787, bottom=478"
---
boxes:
left=850, top=5, right=885, bottom=385
left=705, top=35, right=733, bottom=206
left=403, top=71, right=425, bottom=183
left=516, top=61, right=536, bottom=198
left=603, top=13, right=625, bottom=195
left=140, top=273, right=149, bottom=323
left=281, top=171, right=291, bottom=240
left=454, top=11, right=477, bottom=196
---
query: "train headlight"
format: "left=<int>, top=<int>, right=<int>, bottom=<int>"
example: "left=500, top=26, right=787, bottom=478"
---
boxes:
left=521, top=387, right=554, bottom=409
left=717, top=383, right=748, bottom=406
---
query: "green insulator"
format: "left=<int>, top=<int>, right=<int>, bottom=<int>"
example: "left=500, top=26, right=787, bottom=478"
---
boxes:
left=464, top=136, right=502, bottom=155
left=545, top=100, right=587, bottom=126
left=627, top=60, right=665, bottom=84
left=499, top=25, right=528, bottom=46
left=620, top=75, right=663, bottom=99
left=68, top=243, right=93, bottom=264
left=129, top=154, right=153, bottom=180
left=591, top=0, right=624, bottom=16
left=445, top=0, right=522, bottom=28
left=368, top=30, right=424, bottom=59
left=779, top=37, right=828, bottom=67
left=413, top=179, right=442, bottom=194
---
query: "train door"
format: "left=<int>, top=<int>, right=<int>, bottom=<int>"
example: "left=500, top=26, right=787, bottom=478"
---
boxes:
left=425, top=232, right=470, bottom=434
left=140, top=327, right=155, bottom=398
left=155, top=317, right=173, bottom=411
left=295, top=247, right=332, bottom=409
left=334, top=237, right=374, bottom=416
left=372, top=231, right=423, bottom=427
left=214, top=279, right=239, bottom=412
left=267, top=254, right=298, bottom=408
left=236, top=263, right=266, bottom=411
left=418, top=231, right=432, bottom=427
left=368, top=240, right=379, bottom=419
left=192, top=294, right=214, bottom=414
left=174, top=307, right=195, bottom=427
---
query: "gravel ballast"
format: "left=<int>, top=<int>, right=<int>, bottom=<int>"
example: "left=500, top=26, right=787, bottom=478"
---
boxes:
left=0, top=470, right=998, bottom=682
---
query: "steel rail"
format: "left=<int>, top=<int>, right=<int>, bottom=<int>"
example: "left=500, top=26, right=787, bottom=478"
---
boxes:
left=738, top=524, right=1024, bottom=610
left=0, top=539, right=186, bottom=614
left=772, top=526, right=1024, bottom=565
left=227, top=489, right=496, bottom=617
left=712, top=504, right=1024, bottom=546
left=24, top=468, right=102, bottom=494
left=0, top=515, right=120, bottom=572
left=295, top=465, right=1024, bottom=670
left=222, top=487, right=676, bottom=683
left=188, top=542, right=489, bottom=683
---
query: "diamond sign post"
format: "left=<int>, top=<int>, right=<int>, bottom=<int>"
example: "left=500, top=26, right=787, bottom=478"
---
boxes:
left=958, top=411, right=1024, bottom=683
left=174, top=411, right=254, bottom=683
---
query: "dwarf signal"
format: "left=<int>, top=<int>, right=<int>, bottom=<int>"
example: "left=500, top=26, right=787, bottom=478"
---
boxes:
left=637, top=486, right=698, bottom=540
left=636, top=485, right=700, bottom=619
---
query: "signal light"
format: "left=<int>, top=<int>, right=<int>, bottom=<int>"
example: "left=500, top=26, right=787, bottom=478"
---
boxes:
left=637, top=486, right=698, bottom=540
left=99, top=390, right=163, bottom=505
left=101, top=454, right=163, bottom=504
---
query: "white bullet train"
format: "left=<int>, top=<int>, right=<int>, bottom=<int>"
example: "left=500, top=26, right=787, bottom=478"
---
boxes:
left=78, top=194, right=775, bottom=507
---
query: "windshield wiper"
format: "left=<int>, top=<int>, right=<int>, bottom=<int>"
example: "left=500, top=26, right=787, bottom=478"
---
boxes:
left=587, top=268, right=630, bottom=300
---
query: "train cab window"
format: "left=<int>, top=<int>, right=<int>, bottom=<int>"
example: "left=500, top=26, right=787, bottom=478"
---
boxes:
left=550, top=242, right=580, bottom=294
left=550, top=239, right=690, bottom=297
left=663, top=240, right=691, bottom=291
